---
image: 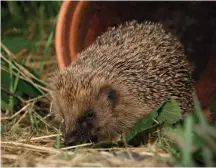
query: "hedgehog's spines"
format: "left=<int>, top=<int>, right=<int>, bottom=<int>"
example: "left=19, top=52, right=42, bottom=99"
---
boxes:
left=50, top=20, right=194, bottom=143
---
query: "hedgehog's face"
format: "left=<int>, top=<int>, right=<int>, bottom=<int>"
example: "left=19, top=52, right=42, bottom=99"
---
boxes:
left=51, top=80, right=127, bottom=146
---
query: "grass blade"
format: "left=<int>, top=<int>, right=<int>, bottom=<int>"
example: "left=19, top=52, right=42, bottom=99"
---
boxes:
left=181, top=115, right=194, bottom=166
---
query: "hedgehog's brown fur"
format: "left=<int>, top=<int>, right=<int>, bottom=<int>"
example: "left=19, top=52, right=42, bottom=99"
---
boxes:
left=50, top=20, right=194, bottom=146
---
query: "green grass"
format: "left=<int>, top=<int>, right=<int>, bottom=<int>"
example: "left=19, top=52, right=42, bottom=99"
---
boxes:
left=1, top=1, right=61, bottom=78
left=161, top=95, right=216, bottom=166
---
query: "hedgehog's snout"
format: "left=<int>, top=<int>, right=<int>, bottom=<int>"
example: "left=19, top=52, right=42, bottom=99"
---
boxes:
left=64, top=130, right=98, bottom=146
left=64, top=122, right=98, bottom=146
left=64, top=131, right=80, bottom=146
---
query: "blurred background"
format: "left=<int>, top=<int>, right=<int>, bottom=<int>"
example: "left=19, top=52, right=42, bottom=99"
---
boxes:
left=1, top=1, right=61, bottom=79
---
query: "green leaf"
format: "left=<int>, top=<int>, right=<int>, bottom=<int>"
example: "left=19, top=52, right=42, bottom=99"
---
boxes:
left=1, top=69, right=41, bottom=111
left=125, top=101, right=167, bottom=143
left=157, top=99, right=182, bottom=126
left=94, top=99, right=181, bottom=148
left=93, top=102, right=166, bottom=148
left=1, top=37, right=35, bottom=53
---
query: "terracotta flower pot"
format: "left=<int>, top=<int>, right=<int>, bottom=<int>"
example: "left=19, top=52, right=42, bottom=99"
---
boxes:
left=55, top=1, right=140, bottom=71
left=55, top=1, right=88, bottom=71
left=55, top=1, right=216, bottom=121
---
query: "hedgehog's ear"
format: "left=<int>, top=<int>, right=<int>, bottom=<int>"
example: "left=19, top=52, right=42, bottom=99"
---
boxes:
left=100, top=87, right=118, bottom=105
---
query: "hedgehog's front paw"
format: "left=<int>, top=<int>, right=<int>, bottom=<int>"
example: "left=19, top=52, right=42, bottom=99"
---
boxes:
left=111, top=135, right=121, bottom=142
left=98, top=134, right=121, bottom=143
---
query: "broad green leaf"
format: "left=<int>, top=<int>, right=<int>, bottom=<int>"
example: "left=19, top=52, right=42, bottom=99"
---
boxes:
left=157, top=99, right=182, bottom=126
left=1, top=37, right=35, bottom=53
left=1, top=69, right=41, bottom=97
left=1, top=69, right=41, bottom=111
left=94, top=100, right=177, bottom=148
left=125, top=101, right=167, bottom=142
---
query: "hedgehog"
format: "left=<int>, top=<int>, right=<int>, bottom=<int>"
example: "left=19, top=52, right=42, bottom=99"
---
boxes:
left=49, top=20, right=194, bottom=146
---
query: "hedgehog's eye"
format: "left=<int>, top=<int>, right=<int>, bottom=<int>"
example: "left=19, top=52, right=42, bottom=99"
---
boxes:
left=100, top=87, right=118, bottom=105
left=84, top=110, right=94, bottom=120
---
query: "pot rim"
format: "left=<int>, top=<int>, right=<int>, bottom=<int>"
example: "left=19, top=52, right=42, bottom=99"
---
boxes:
left=55, top=1, right=89, bottom=71
left=55, top=1, right=70, bottom=71
left=69, top=1, right=89, bottom=63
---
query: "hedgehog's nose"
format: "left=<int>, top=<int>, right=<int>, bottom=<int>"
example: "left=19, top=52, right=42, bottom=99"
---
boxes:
left=64, top=136, right=77, bottom=146
left=64, top=132, right=80, bottom=146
